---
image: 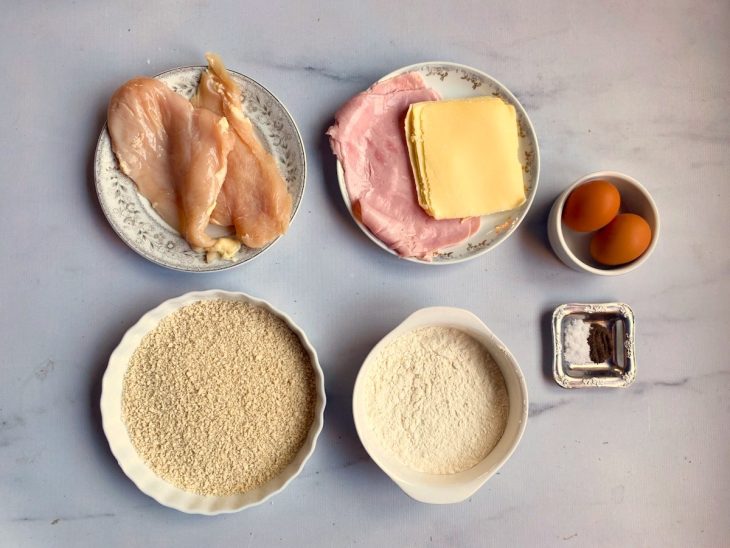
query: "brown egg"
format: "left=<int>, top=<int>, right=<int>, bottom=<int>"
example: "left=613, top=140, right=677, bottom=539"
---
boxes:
left=590, top=213, right=652, bottom=266
left=562, top=180, right=621, bottom=232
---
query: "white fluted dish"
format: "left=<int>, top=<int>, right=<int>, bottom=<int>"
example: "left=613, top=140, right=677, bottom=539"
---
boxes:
left=100, top=289, right=326, bottom=515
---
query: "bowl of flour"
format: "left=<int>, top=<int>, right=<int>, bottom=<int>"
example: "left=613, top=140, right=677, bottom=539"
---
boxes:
left=352, top=307, right=528, bottom=504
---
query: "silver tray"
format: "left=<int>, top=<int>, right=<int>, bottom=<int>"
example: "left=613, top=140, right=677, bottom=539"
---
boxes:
left=552, top=302, right=636, bottom=388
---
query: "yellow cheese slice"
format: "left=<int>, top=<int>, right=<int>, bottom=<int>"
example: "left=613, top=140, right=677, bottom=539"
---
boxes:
left=405, top=96, right=526, bottom=220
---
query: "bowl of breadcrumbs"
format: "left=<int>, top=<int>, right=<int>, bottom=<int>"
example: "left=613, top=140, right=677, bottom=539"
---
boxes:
left=100, top=289, right=326, bottom=514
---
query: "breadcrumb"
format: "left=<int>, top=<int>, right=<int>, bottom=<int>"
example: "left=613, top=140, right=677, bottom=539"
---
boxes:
left=122, top=299, right=316, bottom=496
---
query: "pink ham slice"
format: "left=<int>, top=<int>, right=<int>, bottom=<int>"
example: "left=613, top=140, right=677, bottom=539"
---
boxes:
left=327, top=72, right=480, bottom=259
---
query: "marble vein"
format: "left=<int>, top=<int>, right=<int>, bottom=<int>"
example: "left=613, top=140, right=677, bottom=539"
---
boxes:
left=10, top=512, right=115, bottom=523
left=299, top=455, right=370, bottom=480
left=483, top=504, right=518, bottom=522
left=632, top=369, right=730, bottom=395
left=529, top=399, right=570, bottom=418
left=638, top=266, right=730, bottom=301
left=264, top=60, right=368, bottom=84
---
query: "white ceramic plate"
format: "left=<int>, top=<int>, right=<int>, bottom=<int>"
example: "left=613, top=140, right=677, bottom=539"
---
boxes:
left=100, top=290, right=326, bottom=515
left=95, top=66, right=306, bottom=272
left=352, top=307, right=528, bottom=503
left=336, top=61, right=540, bottom=265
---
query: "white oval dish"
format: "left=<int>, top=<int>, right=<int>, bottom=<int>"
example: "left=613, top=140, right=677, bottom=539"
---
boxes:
left=352, top=307, right=528, bottom=503
left=100, top=289, right=326, bottom=515
left=335, top=61, right=540, bottom=265
left=95, top=66, right=306, bottom=272
left=548, top=171, right=660, bottom=275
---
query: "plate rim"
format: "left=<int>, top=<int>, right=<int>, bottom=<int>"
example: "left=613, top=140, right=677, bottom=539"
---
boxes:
left=94, top=64, right=307, bottom=273
left=99, top=289, right=327, bottom=514
left=334, top=60, right=541, bottom=265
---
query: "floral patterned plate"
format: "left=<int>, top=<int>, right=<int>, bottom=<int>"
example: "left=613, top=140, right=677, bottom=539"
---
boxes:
left=95, top=66, right=306, bottom=272
left=335, top=61, right=540, bottom=265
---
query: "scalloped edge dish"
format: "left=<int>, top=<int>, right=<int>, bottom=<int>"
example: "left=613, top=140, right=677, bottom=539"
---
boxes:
left=100, top=289, right=326, bottom=514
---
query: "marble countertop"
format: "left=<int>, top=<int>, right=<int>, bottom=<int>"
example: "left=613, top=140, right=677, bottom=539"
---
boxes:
left=2, top=1, right=728, bottom=546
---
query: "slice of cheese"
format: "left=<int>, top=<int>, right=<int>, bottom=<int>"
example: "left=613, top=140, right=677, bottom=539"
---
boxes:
left=405, top=96, right=526, bottom=220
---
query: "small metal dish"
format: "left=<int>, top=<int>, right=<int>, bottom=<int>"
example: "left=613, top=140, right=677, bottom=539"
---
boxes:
left=552, top=302, right=636, bottom=388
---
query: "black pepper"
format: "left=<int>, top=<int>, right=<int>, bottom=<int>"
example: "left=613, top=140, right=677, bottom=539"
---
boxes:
left=588, top=323, right=612, bottom=363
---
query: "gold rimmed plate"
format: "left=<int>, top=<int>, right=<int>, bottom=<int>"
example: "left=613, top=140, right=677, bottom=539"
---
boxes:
left=335, top=61, right=540, bottom=265
left=95, top=65, right=306, bottom=272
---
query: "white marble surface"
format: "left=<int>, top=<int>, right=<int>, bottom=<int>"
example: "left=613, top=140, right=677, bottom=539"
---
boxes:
left=1, top=1, right=728, bottom=546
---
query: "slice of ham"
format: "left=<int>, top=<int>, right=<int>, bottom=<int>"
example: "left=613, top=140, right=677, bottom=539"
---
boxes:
left=327, top=72, right=480, bottom=260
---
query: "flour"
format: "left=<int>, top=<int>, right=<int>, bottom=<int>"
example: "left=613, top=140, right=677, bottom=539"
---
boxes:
left=363, top=326, right=509, bottom=474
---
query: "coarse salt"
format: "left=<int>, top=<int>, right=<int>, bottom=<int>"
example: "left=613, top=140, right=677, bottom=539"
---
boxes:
left=563, top=318, right=591, bottom=364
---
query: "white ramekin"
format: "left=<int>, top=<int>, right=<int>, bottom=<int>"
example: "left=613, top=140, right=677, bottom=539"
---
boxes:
left=352, top=307, right=528, bottom=504
left=548, top=170, right=660, bottom=275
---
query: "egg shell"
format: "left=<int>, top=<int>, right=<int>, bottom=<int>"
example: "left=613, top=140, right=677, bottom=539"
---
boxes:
left=590, top=213, right=652, bottom=266
left=562, top=180, right=621, bottom=232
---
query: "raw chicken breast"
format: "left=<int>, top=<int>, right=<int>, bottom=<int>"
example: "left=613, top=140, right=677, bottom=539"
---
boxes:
left=107, top=77, right=234, bottom=250
left=327, top=72, right=480, bottom=260
left=192, top=53, right=292, bottom=249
